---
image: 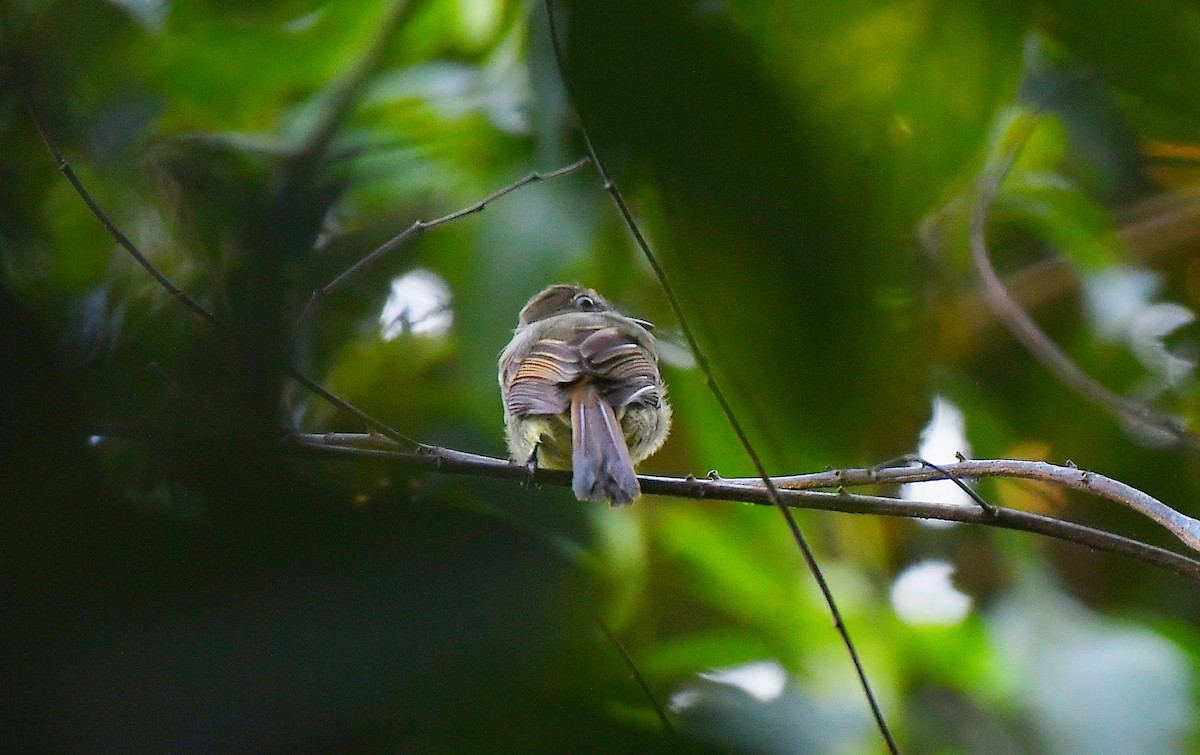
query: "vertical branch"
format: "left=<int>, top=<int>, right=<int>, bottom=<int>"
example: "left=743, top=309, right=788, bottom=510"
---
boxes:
left=541, top=4, right=898, bottom=752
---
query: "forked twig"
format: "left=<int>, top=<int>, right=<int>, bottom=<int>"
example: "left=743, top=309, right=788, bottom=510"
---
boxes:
left=730, top=457, right=1200, bottom=553
left=870, top=454, right=997, bottom=517
left=541, top=3, right=898, bottom=752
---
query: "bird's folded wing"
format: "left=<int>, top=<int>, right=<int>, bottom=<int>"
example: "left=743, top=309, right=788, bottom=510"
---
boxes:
left=505, top=338, right=581, bottom=416
left=579, top=327, right=663, bottom=409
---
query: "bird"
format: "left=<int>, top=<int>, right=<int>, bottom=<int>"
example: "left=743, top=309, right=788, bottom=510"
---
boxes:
left=498, top=284, right=672, bottom=506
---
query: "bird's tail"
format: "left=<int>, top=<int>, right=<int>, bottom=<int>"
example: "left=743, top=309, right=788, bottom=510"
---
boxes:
left=570, top=383, right=640, bottom=506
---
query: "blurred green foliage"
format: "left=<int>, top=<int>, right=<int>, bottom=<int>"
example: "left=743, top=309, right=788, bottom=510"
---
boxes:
left=4, top=0, right=1200, bottom=752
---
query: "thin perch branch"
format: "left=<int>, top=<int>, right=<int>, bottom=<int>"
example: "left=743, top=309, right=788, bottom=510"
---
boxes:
left=282, top=432, right=1200, bottom=582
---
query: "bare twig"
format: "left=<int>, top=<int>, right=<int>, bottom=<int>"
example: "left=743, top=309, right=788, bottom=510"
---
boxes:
left=22, top=94, right=228, bottom=334
left=969, top=120, right=1200, bottom=453
left=540, top=4, right=897, bottom=752
left=281, top=432, right=1200, bottom=581
left=293, top=157, right=591, bottom=330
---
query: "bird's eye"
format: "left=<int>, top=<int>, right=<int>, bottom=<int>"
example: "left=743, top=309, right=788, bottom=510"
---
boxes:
left=574, top=294, right=597, bottom=310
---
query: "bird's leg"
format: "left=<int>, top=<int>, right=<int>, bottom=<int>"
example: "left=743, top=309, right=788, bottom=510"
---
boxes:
left=522, top=443, right=540, bottom=491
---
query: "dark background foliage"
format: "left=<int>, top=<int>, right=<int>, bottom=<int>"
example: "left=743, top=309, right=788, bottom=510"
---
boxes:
left=4, top=0, right=1200, bottom=752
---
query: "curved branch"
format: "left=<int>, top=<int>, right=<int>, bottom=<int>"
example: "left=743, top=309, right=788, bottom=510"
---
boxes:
left=286, top=433, right=1200, bottom=582
left=969, top=125, right=1200, bottom=453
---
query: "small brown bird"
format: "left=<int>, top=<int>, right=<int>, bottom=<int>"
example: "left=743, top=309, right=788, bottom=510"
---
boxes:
left=498, top=284, right=672, bottom=506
